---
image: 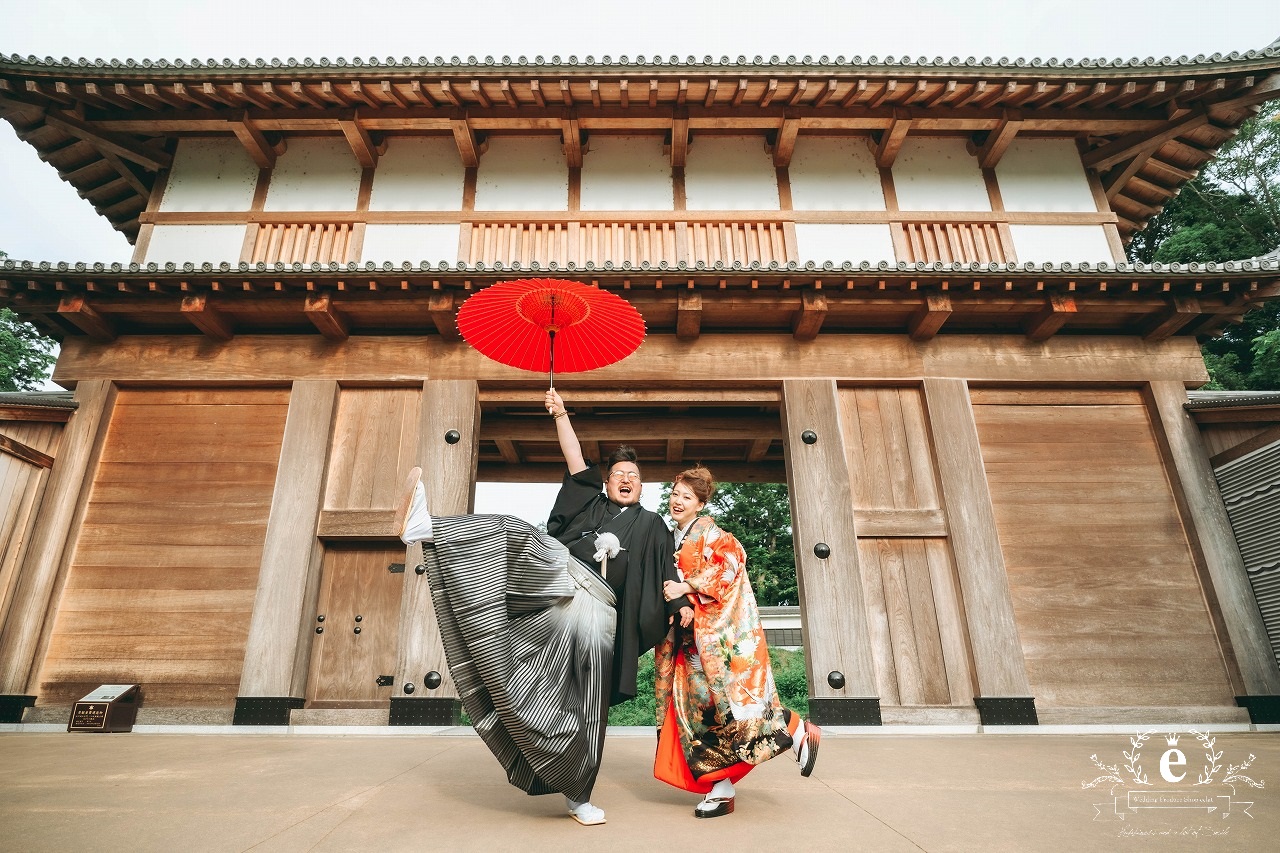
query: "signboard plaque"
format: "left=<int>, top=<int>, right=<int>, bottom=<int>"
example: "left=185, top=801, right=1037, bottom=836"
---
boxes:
left=68, top=684, right=141, bottom=732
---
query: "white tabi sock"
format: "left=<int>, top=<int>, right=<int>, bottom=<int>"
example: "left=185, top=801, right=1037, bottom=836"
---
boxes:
left=400, top=480, right=433, bottom=545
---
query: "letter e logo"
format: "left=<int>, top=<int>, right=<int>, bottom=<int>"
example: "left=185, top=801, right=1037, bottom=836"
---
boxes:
left=1160, top=748, right=1187, bottom=783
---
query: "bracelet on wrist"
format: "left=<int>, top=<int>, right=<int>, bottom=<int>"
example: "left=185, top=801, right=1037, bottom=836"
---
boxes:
left=553, top=409, right=569, bottom=419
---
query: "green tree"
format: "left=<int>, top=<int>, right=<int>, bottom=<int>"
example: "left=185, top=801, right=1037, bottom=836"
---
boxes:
left=0, top=249, right=58, bottom=392
left=658, top=480, right=798, bottom=607
left=1128, top=102, right=1280, bottom=390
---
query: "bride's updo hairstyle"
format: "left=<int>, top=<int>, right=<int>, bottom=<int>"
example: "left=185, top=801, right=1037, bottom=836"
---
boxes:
left=673, top=465, right=716, bottom=504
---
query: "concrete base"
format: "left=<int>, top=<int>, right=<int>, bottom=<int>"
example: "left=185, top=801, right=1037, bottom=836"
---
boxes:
left=2, top=730, right=1278, bottom=850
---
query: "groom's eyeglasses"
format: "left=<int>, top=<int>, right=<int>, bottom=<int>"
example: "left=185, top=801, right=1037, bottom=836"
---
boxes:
left=608, top=472, right=641, bottom=482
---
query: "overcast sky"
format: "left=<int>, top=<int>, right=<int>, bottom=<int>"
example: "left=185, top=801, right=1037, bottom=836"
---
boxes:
left=3, top=0, right=1277, bottom=519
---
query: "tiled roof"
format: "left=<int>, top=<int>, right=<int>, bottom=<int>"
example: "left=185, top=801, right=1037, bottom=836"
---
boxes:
left=4, top=48, right=1279, bottom=74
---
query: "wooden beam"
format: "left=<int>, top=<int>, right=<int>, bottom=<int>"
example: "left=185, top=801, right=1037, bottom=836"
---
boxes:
left=480, top=413, right=781, bottom=442
left=180, top=294, right=234, bottom=341
left=747, top=437, right=772, bottom=462
left=494, top=438, right=521, bottom=464
left=339, top=113, right=378, bottom=169
left=780, top=379, right=878, bottom=700
left=1204, top=71, right=1280, bottom=113
left=973, top=110, right=1023, bottom=169
left=791, top=290, right=827, bottom=341
left=676, top=291, right=701, bottom=340
left=1142, top=296, right=1201, bottom=341
left=1146, top=381, right=1280, bottom=694
left=1103, top=144, right=1159, bottom=199
left=304, top=293, right=350, bottom=341
left=870, top=109, right=911, bottom=168
left=670, top=112, right=689, bottom=168
left=908, top=293, right=952, bottom=341
left=239, top=381, right=338, bottom=699
left=451, top=118, right=480, bottom=167
left=561, top=113, right=582, bottom=168
left=0, top=433, right=55, bottom=469
left=57, top=295, right=115, bottom=341
left=772, top=115, right=801, bottom=168
left=0, top=380, right=116, bottom=694
left=666, top=437, right=685, bottom=464
left=429, top=292, right=460, bottom=341
left=42, top=111, right=171, bottom=172
left=231, top=113, right=277, bottom=169
left=1023, top=294, right=1076, bottom=342
left=1082, top=109, right=1209, bottom=171
left=394, top=380, right=482, bottom=700
left=923, top=378, right=1033, bottom=699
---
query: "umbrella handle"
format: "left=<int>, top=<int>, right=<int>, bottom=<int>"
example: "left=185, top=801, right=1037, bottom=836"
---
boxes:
left=547, top=329, right=556, bottom=410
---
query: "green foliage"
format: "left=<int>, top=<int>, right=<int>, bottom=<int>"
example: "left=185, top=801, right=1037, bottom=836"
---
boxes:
left=0, top=249, right=58, bottom=392
left=1127, top=103, right=1280, bottom=390
left=658, top=480, right=798, bottom=607
left=607, top=647, right=811, bottom=726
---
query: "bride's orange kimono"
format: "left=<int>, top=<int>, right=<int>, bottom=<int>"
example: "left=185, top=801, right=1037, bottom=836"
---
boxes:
left=653, top=515, right=799, bottom=793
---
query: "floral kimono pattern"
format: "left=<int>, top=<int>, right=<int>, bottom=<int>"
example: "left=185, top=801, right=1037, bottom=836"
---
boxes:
left=654, top=516, right=794, bottom=788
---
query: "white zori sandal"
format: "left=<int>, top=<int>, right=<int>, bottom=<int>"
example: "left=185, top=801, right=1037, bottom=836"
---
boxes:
left=394, top=467, right=433, bottom=545
left=566, top=797, right=606, bottom=826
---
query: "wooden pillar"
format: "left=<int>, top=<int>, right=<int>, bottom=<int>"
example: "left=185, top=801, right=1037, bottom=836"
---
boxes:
left=1146, top=380, right=1280, bottom=716
left=390, top=379, right=479, bottom=725
left=0, top=380, right=116, bottom=721
left=780, top=380, right=881, bottom=725
left=234, top=380, right=338, bottom=724
left=923, top=378, right=1035, bottom=724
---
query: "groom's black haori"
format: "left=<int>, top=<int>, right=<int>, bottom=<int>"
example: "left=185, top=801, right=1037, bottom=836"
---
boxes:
left=548, top=448, right=682, bottom=705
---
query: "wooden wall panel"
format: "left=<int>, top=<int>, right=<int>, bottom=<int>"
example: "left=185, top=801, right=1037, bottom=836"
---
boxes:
left=36, top=388, right=289, bottom=706
left=973, top=392, right=1237, bottom=707
left=0, top=422, right=65, bottom=652
left=839, top=387, right=974, bottom=708
left=323, top=388, right=421, bottom=512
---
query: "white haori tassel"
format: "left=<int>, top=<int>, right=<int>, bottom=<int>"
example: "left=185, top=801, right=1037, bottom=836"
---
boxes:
left=592, top=532, right=623, bottom=579
left=399, top=480, right=434, bottom=545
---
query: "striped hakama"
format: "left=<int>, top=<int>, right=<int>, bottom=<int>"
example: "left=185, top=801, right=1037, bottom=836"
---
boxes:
left=423, top=513, right=616, bottom=803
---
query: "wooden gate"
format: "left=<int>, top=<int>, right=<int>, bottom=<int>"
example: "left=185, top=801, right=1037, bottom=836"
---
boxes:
left=305, top=545, right=404, bottom=707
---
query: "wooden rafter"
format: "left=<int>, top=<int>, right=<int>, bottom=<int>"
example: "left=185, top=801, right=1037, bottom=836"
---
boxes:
left=791, top=291, right=827, bottom=341
left=57, top=295, right=115, bottom=341
left=562, top=113, right=582, bottom=168
left=670, top=112, right=689, bottom=168
left=42, top=111, right=171, bottom=172
left=1023, top=294, right=1077, bottom=341
left=1082, top=109, right=1209, bottom=171
left=429, top=292, right=460, bottom=340
left=0, top=433, right=55, bottom=469
left=231, top=112, right=278, bottom=168
left=870, top=109, right=911, bottom=168
left=676, top=291, right=701, bottom=340
left=908, top=293, right=953, bottom=341
left=340, top=112, right=378, bottom=169
left=772, top=115, right=800, bottom=168
left=304, top=293, right=350, bottom=340
left=973, top=109, right=1023, bottom=169
left=180, top=294, right=234, bottom=341
left=1143, top=296, right=1201, bottom=341
left=451, top=118, right=480, bottom=167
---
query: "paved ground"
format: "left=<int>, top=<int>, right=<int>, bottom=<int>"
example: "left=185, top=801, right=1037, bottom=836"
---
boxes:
left=2, top=728, right=1279, bottom=852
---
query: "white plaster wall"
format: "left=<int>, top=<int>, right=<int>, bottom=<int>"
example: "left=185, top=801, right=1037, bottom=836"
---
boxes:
left=368, top=137, right=465, bottom=211
left=1009, top=225, right=1115, bottom=263
left=996, top=139, right=1099, bottom=212
left=892, top=138, right=991, bottom=211
left=580, top=136, right=673, bottom=210
left=160, top=138, right=259, bottom=212
left=474, top=137, right=568, bottom=210
left=795, top=223, right=896, bottom=263
left=263, top=137, right=362, bottom=211
left=788, top=137, right=885, bottom=210
left=144, top=225, right=247, bottom=262
left=685, top=137, right=779, bottom=210
left=360, top=224, right=460, bottom=263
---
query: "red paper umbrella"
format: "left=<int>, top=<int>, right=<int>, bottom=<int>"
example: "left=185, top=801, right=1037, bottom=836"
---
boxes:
left=455, top=278, right=645, bottom=387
